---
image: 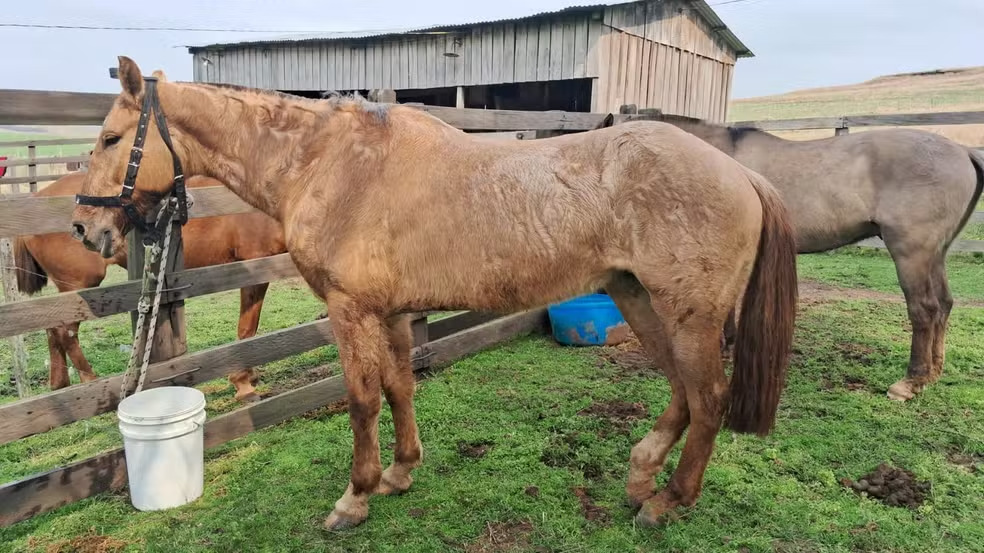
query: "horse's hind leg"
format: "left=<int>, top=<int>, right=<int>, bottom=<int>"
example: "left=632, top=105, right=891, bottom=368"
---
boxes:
left=605, top=273, right=690, bottom=509
left=636, top=313, right=729, bottom=526
left=376, top=314, right=423, bottom=496
left=930, top=258, right=954, bottom=382
left=883, top=240, right=942, bottom=401
left=228, top=283, right=269, bottom=402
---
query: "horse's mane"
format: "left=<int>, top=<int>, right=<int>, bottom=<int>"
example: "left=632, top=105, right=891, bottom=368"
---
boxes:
left=184, top=81, right=389, bottom=122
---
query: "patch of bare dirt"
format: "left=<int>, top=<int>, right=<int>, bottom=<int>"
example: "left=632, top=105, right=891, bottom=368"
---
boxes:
left=458, top=439, right=495, bottom=459
left=947, top=451, right=983, bottom=473
left=835, top=343, right=878, bottom=366
left=572, top=487, right=611, bottom=525
left=264, top=364, right=336, bottom=398
left=799, top=279, right=984, bottom=308
left=524, top=485, right=540, bottom=498
left=464, top=520, right=541, bottom=553
left=841, top=463, right=931, bottom=509
left=35, top=529, right=129, bottom=553
left=595, top=334, right=660, bottom=379
left=577, top=400, right=648, bottom=436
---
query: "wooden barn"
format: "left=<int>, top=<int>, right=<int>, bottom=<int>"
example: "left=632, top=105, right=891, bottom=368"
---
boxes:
left=187, top=0, right=751, bottom=122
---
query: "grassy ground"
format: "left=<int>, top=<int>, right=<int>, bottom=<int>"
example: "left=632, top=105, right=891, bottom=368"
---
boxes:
left=1, top=247, right=983, bottom=552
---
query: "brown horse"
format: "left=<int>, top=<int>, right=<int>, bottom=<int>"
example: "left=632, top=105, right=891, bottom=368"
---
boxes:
left=640, top=113, right=984, bottom=401
left=70, top=57, right=797, bottom=529
left=14, top=171, right=287, bottom=401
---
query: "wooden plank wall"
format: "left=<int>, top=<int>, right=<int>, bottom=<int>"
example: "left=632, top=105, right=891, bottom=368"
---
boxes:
left=190, top=1, right=740, bottom=121
left=592, top=0, right=734, bottom=121
left=193, top=14, right=600, bottom=92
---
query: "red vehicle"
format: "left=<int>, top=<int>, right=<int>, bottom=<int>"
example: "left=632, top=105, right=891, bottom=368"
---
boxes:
left=0, top=156, right=7, bottom=179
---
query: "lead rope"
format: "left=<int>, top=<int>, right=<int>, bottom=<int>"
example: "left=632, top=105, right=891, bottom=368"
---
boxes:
left=119, top=198, right=178, bottom=399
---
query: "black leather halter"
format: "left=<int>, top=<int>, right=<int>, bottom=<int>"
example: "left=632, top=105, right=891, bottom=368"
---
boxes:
left=75, top=76, right=189, bottom=245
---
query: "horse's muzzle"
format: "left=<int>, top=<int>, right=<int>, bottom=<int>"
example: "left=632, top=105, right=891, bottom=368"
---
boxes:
left=71, top=221, right=115, bottom=258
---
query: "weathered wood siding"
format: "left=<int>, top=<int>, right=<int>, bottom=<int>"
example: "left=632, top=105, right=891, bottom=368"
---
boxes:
left=193, top=13, right=602, bottom=91
left=591, top=0, right=735, bottom=121
left=191, top=0, right=739, bottom=121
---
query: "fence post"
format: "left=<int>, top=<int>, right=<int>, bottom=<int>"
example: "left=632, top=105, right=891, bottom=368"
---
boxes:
left=27, top=144, right=37, bottom=193
left=0, top=238, right=31, bottom=398
left=127, top=221, right=188, bottom=367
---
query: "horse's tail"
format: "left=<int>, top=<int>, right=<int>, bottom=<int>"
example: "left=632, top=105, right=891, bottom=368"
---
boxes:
left=725, top=169, right=798, bottom=437
left=955, top=150, right=984, bottom=241
left=13, top=237, right=48, bottom=295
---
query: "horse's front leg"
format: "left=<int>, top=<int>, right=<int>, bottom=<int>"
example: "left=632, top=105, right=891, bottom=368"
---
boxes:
left=323, top=295, right=390, bottom=531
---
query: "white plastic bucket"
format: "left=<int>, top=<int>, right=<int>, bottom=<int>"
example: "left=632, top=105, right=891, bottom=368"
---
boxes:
left=117, top=386, right=207, bottom=511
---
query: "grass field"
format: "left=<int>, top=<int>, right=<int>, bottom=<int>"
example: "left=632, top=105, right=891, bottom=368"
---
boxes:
left=728, top=66, right=984, bottom=147
left=1, top=246, right=983, bottom=552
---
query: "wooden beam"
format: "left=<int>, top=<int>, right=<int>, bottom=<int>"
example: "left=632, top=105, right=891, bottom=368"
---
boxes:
left=732, top=111, right=984, bottom=132
left=0, top=185, right=255, bottom=239
left=856, top=237, right=984, bottom=253
left=0, top=253, right=299, bottom=339
left=428, top=311, right=503, bottom=340
left=0, top=137, right=94, bottom=148
left=0, top=174, right=69, bottom=187
left=0, top=90, right=116, bottom=126
left=0, top=318, right=335, bottom=445
left=0, top=309, right=520, bottom=444
left=0, top=155, right=90, bottom=168
left=0, top=308, right=547, bottom=527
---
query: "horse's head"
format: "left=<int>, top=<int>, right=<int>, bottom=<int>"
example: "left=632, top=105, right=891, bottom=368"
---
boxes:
left=71, top=56, right=187, bottom=258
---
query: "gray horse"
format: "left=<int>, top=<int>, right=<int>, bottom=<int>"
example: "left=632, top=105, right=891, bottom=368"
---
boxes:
left=618, top=113, right=983, bottom=402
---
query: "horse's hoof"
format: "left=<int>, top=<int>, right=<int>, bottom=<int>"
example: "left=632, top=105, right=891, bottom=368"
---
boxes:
left=634, top=509, right=666, bottom=528
left=887, top=380, right=917, bottom=402
left=323, top=510, right=366, bottom=531
left=235, top=392, right=262, bottom=403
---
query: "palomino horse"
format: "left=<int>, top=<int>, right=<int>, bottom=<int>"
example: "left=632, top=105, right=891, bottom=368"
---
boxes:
left=639, top=113, right=984, bottom=401
left=14, top=171, right=287, bottom=401
left=70, top=57, right=797, bottom=529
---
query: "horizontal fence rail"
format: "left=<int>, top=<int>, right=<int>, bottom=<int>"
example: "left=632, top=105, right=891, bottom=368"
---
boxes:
left=731, top=110, right=984, bottom=131
left=0, top=309, right=550, bottom=527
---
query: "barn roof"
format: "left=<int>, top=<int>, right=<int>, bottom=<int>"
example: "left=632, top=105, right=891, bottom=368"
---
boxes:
left=186, top=1, right=752, bottom=58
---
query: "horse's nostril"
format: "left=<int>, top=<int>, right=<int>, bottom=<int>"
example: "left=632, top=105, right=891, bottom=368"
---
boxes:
left=71, top=223, right=86, bottom=240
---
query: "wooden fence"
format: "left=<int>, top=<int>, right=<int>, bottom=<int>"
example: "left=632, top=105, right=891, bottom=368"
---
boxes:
left=0, top=137, right=94, bottom=195
left=1, top=87, right=983, bottom=527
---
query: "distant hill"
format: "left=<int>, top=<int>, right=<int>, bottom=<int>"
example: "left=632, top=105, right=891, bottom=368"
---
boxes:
left=727, top=66, right=984, bottom=146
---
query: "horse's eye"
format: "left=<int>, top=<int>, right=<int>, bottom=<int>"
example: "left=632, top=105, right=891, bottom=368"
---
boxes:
left=103, top=135, right=121, bottom=148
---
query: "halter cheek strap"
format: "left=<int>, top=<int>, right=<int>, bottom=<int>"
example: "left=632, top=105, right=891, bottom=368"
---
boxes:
left=75, top=77, right=189, bottom=245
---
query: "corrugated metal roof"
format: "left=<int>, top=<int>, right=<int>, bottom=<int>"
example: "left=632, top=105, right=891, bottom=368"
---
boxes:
left=186, top=1, right=751, bottom=58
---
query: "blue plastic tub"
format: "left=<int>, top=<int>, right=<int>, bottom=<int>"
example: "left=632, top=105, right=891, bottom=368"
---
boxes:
left=547, top=293, right=628, bottom=346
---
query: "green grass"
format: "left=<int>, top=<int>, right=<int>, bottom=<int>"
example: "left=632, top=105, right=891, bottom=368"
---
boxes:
left=2, top=298, right=983, bottom=552
left=2, top=248, right=984, bottom=552
left=797, top=247, right=984, bottom=301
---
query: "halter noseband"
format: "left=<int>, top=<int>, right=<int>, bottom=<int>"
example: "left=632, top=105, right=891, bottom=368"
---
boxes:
left=75, top=76, right=189, bottom=245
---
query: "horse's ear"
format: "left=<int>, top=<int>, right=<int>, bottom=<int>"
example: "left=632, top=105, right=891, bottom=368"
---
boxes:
left=117, top=56, right=144, bottom=102
left=152, top=69, right=168, bottom=82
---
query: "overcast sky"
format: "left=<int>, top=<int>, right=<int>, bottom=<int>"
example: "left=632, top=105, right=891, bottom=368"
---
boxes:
left=3, top=0, right=982, bottom=99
